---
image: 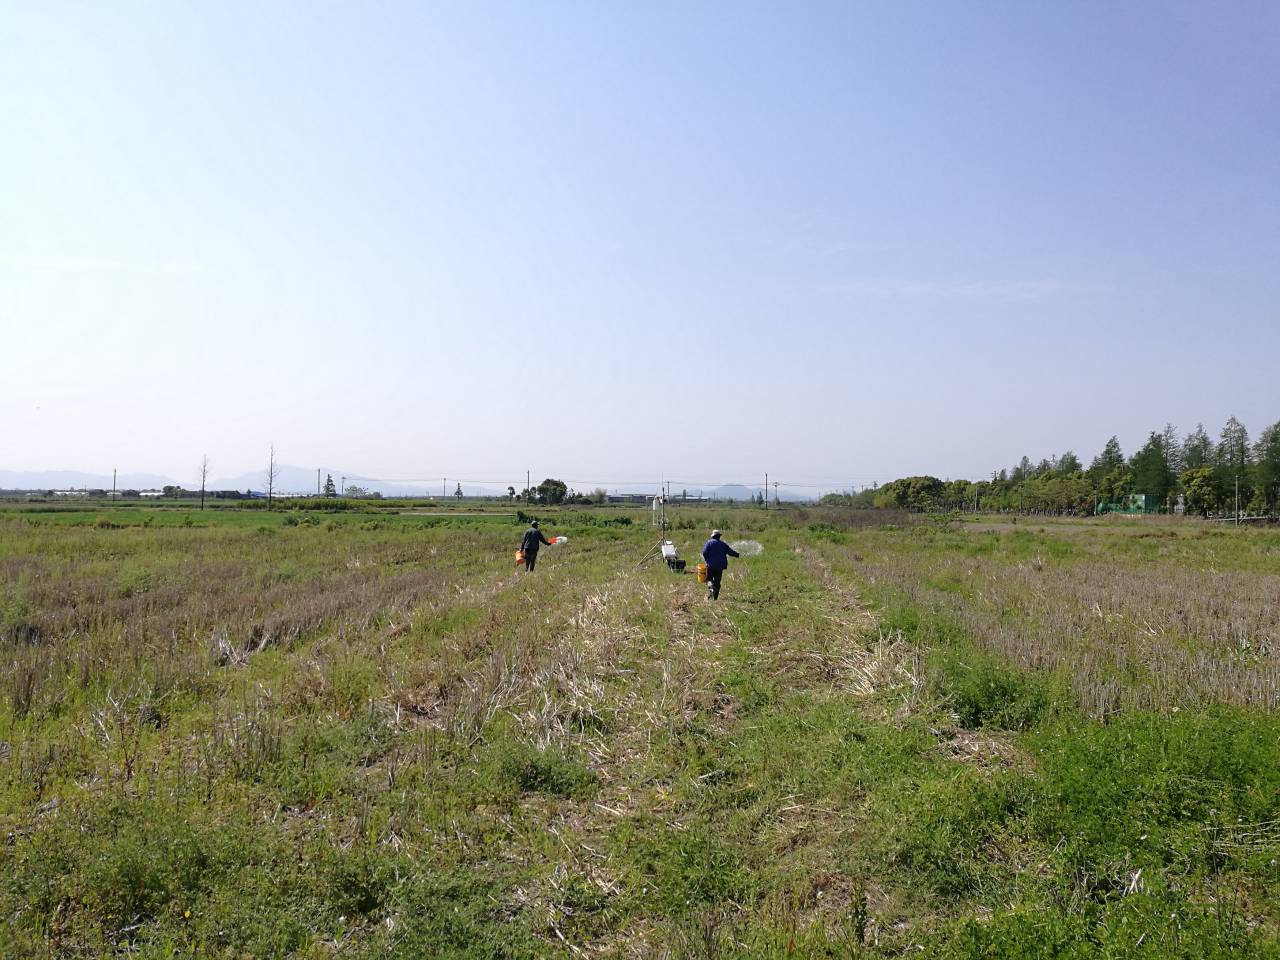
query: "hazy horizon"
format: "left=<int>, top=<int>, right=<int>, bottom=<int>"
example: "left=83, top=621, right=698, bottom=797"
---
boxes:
left=4, top=2, right=1277, bottom=486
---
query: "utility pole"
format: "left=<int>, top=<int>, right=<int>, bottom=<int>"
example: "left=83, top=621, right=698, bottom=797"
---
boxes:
left=267, top=443, right=278, bottom=509
left=442, top=477, right=446, bottom=498
left=112, top=468, right=117, bottom=502
left=1235, top=472, right=1240, bottom=526
left=317, top=468, right=321, bottom=496
left=773, top=480, right=779, bottom=507
left=340, top=476, right=345, bottom=497
left=527, top=469, right=531, bottom=505
left=764, top=472, right=768, bottom=509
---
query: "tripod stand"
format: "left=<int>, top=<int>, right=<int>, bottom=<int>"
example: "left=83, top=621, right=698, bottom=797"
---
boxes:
left=637, top=495, right=686, bottom=571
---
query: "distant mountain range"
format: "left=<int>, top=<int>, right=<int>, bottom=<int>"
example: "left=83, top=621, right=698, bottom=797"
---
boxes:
left=0, top=466, right=512, bottom=498
left=207, top=467, right=512, bottom=498
left=0, top=470, right=179, bottom=491
left=1, top=469, right=813, bottom=500
left=701, top=484, right=805, bottom=503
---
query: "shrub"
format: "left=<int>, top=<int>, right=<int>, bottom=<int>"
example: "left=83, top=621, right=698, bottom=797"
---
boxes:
left=932, top=892, right=1260, bottom=959
left=321, top=846, right=397, bottom=916
left=2, top=794, right=234, bottom=937
left=614, top=818, right=752, bottom=913
left=1030, top=708, right=1280, bottom=875
left=491, top=741, right=597, bottom=800
left=807, top=522, right=847, bottom=543
left=886, top=769, right=1030, bottom=895
left=116, top=564, right=155, bottom=598
left=0, top=586, right=35, bottom=642
left=375, top=870, right=541, bottom=959
left=936, top=650, right=1056, bottom=730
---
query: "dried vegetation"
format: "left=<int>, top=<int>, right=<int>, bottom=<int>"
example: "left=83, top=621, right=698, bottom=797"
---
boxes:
left=0, top=508, right=1277, bottom=958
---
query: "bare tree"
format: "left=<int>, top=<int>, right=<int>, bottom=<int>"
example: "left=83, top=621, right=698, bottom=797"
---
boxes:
left=267, top=443, right=279, bottom=509
left=199, top=455, right=211, bottom=511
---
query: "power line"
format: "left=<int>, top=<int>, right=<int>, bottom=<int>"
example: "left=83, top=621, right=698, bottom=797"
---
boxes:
left=323, top=471, right=958, bottom=495
left=340, top=474, right=904, bottom=490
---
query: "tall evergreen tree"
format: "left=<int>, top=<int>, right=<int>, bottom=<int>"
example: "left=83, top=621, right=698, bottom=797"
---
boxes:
left=1216, top=416, right=1251, bottom=470
left=1161, top=423, right=1184, bottom=477
left=1089, top=436, right=1125, bottom=482
left=1056, top=451, right=1083, bottom=474
left=1180, top=466, right=1218, bottom=517
left=1215, top=416, right=1252, bottom=514
left=1182, top=424, right=1212, bottom=469
left=1252, top=421, right=1280, bottom=514
left=1097, top=467, right=1134, bottom=505
left=1130, top=432, right=1174, bottom=506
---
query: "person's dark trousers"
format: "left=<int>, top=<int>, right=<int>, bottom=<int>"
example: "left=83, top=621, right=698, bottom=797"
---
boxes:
left=706, top=567, right=723, bottom=599
left=525, top=551, right=538, bottom=572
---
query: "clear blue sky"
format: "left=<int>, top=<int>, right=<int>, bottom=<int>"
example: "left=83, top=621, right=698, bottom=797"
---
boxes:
left=3, top=1, right=1277, bottom=491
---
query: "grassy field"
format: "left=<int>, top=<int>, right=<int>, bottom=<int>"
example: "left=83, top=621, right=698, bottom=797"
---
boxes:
left=1, top=504, right=1278, bottom=958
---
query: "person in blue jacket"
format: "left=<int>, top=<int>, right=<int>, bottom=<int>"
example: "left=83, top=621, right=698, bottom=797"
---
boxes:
left=700, top=529, right=740, bottom=600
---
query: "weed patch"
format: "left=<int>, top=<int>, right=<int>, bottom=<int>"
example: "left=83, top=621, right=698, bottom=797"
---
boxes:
left=935, top=649, right=1059, bottom=730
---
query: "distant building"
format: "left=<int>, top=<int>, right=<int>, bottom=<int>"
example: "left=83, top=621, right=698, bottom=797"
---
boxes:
left=1095, top=493, right=1160, bottom=515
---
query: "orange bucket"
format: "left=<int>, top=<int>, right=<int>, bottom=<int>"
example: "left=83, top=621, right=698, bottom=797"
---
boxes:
left=696, top=562, right=708, bottom=583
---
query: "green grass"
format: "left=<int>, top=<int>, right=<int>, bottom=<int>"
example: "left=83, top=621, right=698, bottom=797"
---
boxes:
left=0, top=507, right=1277, bottom=957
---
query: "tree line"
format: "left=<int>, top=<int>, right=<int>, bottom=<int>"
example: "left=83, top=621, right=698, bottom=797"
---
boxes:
left=821, top=416, right=1280, bottom=517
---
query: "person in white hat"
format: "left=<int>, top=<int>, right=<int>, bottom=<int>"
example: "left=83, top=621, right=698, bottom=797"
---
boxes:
left=700, top=529, right=740, bottom=600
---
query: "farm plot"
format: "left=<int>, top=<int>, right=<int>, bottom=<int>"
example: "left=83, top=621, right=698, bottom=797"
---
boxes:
left=1, top=509, right=1277, bottom=958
